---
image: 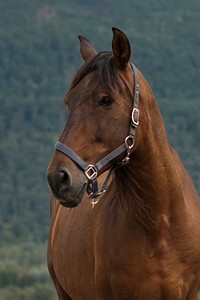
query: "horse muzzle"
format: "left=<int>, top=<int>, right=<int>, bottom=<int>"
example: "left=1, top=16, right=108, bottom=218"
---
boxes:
left=47, top=165, right=87, bottom=208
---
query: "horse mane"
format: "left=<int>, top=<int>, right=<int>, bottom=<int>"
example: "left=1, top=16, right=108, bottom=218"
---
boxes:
left=113, top=75, right=162, bottom=232
left=113, top=160, right=157, bottom=232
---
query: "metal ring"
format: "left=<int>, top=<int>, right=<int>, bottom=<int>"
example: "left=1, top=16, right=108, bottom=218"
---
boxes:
left=125, top=136, right=135, bottom=149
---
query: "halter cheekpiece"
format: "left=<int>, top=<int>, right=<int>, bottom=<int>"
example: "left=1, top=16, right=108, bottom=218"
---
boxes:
left=55, top=63, right=140, bottom=203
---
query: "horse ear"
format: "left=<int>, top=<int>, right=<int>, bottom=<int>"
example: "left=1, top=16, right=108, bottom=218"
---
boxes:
left=112, top=27, right=131, bottom=68
left=78, top=35, right=97, bottom=62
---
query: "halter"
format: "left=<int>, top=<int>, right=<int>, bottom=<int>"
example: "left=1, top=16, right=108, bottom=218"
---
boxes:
left=55, top=63, right=140, bottom=202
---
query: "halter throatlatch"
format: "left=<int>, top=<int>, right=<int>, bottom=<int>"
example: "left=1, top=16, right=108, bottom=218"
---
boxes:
left=54, top=63, right=140, bottom=203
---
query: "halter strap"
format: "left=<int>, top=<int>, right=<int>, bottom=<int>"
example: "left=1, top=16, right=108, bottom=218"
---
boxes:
left=55, top=63, right=140, bottom=198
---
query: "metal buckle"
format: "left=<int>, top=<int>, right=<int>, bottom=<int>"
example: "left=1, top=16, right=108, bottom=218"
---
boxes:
left=132, top=108, right=139, bottom=127
left=85, top=165, right=98, bottom=181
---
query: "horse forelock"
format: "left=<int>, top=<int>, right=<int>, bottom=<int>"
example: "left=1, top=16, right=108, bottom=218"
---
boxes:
left=68, top=51, right=130, bottom=99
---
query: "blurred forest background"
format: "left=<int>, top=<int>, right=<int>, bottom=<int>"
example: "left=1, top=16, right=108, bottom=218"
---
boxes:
left=0, top=0, right=199, bottom=299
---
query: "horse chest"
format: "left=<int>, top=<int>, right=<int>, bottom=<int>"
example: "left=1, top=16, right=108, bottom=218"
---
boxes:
left=93, top=223, right=194, bottom=300
left=95, top=246, right=190, bottom=300
left=49, top=205, right=200, bottom=300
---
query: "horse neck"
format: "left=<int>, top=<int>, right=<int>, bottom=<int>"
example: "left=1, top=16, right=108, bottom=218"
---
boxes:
left=113, top=80, right=183, bottom=231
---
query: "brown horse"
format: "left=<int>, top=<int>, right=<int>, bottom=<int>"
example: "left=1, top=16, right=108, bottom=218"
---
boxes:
left=47, top=28, right=200, bottom=299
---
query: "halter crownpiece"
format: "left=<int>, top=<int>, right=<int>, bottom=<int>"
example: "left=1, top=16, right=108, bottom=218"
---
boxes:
left=55, top=63, right=140, bottom=201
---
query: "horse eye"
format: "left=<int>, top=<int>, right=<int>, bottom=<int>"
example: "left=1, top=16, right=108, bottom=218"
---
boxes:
left=98, top=96, right=113, bottom=107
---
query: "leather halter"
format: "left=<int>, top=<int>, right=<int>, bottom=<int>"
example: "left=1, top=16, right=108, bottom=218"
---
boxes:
left=55, top=63, right=140, bottom=200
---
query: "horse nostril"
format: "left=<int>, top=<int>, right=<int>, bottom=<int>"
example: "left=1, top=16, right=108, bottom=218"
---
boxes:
left=57, top=169, right=72, bottom=192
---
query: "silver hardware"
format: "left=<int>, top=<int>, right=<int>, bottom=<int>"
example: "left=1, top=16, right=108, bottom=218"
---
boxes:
left=90, top=189, right=106, bottom=198
left=122, top=156, right=130, bottom=165
left=125, top=136, right=134, bottom=149
left=85, top=165, right=98, bottom=181
left=122, top=135, right=135, bottom=165
left=132, top=108, right=139, bottom=127
left=90, top=197, right=99, bottom=208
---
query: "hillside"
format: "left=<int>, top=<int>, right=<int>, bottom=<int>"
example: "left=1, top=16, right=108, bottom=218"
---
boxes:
left=0, top=0, right=199, bottom=298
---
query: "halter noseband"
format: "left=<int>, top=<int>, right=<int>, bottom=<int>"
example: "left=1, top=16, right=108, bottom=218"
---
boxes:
left=55, top=63, right=140, bottom=201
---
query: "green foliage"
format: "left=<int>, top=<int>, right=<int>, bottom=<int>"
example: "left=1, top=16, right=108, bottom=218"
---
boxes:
left=0, top=0, right=199, bottom=297
left=0, top=243, right=56, bottom=300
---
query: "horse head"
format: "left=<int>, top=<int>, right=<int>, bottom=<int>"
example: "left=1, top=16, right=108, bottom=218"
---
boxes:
left=47, top=28, right=143, bottom=207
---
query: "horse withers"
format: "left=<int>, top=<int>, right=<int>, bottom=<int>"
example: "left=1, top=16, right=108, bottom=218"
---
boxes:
left=47, top=28, right=200, bottom=299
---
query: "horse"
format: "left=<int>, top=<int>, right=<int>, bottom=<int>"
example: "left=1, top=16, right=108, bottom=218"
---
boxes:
left=47, top=28, right=200, bottom=299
